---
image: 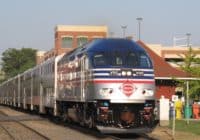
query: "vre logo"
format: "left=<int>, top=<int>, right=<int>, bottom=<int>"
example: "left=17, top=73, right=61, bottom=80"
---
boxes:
left=121, top=82, right=134, bottom=97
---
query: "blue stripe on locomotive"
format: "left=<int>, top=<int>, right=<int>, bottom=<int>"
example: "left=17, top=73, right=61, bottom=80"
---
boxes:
left=92, top=70, right=154, bottom=79
left=93, top=76, right=154, bottom=79
left=92, top=70, right=154, bottom=74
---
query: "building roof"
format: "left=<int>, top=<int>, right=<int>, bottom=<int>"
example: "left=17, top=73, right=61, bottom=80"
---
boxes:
left=146, top=44, right=200, bottom=59
left=137, top=41, right=191, bottom=79
left=55, top=25, right=108, bottom=33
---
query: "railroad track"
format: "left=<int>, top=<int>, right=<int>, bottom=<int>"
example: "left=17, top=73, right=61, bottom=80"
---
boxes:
left=53, top=119, right=155, bottom=140
left=108, top=133, right=157, bottom=140
left=0, top=110, right=50, bottom=140
left=0, top=106, right=156, bottom=140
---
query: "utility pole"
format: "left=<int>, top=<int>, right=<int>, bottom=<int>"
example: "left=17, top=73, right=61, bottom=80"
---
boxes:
left=186, top=33, right=191, bottom=125
left=109, top=31, right=114, bottom=38
left=121, top=25, right=127, bottom=38
left=136, top=17, right=143, bottom=40
left=186, top=33, right=191, bottom=48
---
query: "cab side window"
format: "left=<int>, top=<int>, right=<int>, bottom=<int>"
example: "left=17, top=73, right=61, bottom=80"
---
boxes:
left=93, top=53, right=107, bottom=66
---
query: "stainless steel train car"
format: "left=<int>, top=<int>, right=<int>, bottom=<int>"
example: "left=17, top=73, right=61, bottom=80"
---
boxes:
left=0, top=38, right=157, bottom=134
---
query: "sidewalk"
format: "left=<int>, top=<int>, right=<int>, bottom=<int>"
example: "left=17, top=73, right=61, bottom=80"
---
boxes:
left=148, top=125, right=200, bottom=140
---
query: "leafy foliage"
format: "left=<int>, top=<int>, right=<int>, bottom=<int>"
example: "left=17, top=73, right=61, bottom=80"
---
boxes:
left=0, top=70, right=5, bottom=83
left=189, top=80, right=200, bottom=99
left=1, top=48, right=37, bottom=80
left=178, top=47, right=200, bottom=99
left=179, top=47, right=196, bottom=73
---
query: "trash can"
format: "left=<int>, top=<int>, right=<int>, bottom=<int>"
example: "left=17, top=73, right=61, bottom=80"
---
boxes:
left=175, top=100, right=183, bottom=119
left=192, top=104, right=200, bottom=119
left=184, top=105, right=192, bottom=119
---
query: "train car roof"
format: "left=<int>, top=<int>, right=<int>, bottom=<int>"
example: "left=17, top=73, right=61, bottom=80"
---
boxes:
left=86, top=38, right=146, bottom=52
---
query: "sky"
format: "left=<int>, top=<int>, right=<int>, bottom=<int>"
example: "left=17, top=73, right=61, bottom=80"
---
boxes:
left=0, top=0, right=200, bottom=57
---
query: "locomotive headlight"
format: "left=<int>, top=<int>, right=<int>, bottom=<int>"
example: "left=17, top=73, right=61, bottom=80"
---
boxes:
left=99, top=88, right=113, bottom=96
left=143, top=89, right=154, bottom=96
left=121, top=71, right=126, bottom=76
left=127, top=71, right=132, bottom=76
left=147, top=89, right=154, bottom=96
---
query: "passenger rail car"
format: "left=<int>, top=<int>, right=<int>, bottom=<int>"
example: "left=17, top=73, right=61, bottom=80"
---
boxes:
left=0, top=39, right=157, bottom=134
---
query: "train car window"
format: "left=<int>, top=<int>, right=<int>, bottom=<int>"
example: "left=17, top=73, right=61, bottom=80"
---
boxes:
left=93, top=53, right=107, bottom=66
left=69, top=55, right=75, bottom=61
left=47, top=64, right=49, bottom=74
left=77, top=53, right=83, bottom=58
left=52, top=63, right=54, bottom=73
left=85, top=57, right=89, bottom=69
left=46, top=65, right=48, bottom=74
left=44, top=66, right=46, bottom=74
left=49, top=64, right=51, bottom=73
left=47, top=64, right=49, bottom=73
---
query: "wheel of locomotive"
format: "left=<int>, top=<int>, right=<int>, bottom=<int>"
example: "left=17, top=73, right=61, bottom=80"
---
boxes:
left=85, top=115, right=94, bottom=128
left=61, top=110, right=72, bottom=123
left=149, top=114, right=156, bottom=128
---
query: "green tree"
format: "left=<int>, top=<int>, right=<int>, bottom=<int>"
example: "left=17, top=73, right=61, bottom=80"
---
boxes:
left=1, top=48, right=37, bottom=80
left=179, top=47, right=196, bottom=73
left=189, top=57, right=200, bottom=99
left=0, top=70, right=5, bottom=83
left=178, top=47, right=200, bottom=99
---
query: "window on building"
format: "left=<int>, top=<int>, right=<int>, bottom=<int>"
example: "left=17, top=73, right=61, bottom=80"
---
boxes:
left=92, top=36, right=103, bottom=41
left=77, top=37, right=88, bottom=47
left=62, top=37, right=73, bottom=48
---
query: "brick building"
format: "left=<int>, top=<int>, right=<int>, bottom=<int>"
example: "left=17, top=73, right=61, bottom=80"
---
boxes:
left=42, top=25, right=108, bottom=62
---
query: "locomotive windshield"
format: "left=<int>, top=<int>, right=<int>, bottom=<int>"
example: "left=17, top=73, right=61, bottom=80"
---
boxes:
left=93, top=53, right=108, bottom=66
left=92, top=51, right=152, bottom=68
left=112, top=51, right=123, bottom=66
left=127, top=52, right=151, bottom=68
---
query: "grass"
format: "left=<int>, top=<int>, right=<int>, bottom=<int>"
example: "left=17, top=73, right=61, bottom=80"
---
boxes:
left=169, top=120, right=200, bottom=135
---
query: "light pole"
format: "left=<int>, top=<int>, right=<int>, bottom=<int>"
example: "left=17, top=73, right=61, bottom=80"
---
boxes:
left=136, top=17, right=143, bottom=40
left=186, top=33, right=191, bottom=125
left=121, top=25, right=127, bottom=38
left=109, top=31, right=114, bottom=38
left=186, top=33, right=191, bottom=48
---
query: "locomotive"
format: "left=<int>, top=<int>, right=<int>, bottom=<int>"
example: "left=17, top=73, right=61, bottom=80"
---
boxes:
left=0, top=38, right=157, bottom=133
